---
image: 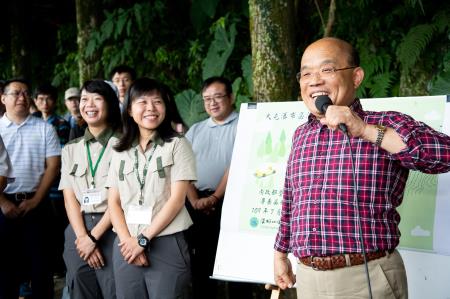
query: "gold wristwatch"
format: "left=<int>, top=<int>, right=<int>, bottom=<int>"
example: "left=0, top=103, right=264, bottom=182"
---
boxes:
left=375, top=124, right=386, bottom=147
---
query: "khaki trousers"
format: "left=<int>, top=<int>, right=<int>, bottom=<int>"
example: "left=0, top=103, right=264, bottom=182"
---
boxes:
left=296, top=250, right=408, bottom=299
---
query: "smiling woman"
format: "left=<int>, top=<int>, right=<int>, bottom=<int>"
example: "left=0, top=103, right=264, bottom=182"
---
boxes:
left=106, top=78, right=197, bottom=298
left=59, top=79, right=122, bottom=299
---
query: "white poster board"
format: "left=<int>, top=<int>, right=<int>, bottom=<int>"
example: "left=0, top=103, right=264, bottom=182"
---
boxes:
left=213, top=95, right=450, bottom=298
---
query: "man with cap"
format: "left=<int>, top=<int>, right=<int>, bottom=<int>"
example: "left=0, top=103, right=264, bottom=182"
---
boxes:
left=64, top=87, right=86, bottom=140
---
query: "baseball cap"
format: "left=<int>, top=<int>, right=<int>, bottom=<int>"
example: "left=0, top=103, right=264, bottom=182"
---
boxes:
left=64, top=87, right=80, bottom=100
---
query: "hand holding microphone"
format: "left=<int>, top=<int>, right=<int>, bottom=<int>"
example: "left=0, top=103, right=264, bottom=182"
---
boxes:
left=315, top=95, right=348, bottom=134
left=314, top=95, right=366, bottom=137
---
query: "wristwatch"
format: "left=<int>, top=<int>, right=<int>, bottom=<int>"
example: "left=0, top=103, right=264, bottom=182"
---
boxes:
left=137, top=233, right=150, bottom=249
left=375, top=124, right=387, bottom=147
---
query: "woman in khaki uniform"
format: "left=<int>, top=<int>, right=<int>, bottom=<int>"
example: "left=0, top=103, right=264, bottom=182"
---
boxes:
left=106, top=78, right=196, bottom=299
left=59, top=80, right=122, bottom=299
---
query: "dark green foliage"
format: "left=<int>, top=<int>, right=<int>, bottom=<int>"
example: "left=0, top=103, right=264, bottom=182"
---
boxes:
left=174, top=89, right=208, bottom=127
left=397, top=24, right=435, bottom=72
left=330, top=0, right=449, bottom=97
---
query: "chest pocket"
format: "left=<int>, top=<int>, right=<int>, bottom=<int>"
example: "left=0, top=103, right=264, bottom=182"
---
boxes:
left=148, top=155, right=173, bottom=195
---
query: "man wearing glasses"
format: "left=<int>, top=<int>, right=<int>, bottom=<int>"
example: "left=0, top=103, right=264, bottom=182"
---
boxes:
left=185, top=76, right=250, bottom=298
left=273, top=37, right=450, bottom=299
left=0, top=78, right=61, bottom=298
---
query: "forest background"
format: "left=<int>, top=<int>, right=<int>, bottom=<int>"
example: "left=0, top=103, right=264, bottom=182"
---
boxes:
left=0, top=0, right=448, bottom=127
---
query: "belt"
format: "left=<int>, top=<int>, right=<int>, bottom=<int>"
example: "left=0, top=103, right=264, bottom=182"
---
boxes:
left=299, top=250, right=392, bottom=271
left=4, top=192, right=35, bottom=203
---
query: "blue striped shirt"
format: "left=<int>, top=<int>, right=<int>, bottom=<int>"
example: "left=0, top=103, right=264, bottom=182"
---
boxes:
left=0, top=114, right=61, bottom=193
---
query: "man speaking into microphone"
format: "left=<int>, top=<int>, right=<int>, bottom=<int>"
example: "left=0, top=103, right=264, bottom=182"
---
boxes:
left=272, top=37, right=450, bottom=299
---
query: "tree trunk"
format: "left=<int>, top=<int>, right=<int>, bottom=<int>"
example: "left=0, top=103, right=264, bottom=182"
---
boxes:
left=9, top=0, right=32, bottom=80
left=399, top=62, right=432, bottom=96
left=75, top=0, right=102, bottom=86
left=249, top=0, right=298, bottom=102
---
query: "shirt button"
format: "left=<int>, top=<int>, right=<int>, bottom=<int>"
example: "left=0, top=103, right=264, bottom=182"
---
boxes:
left=312, top=227, right=317, bottom=232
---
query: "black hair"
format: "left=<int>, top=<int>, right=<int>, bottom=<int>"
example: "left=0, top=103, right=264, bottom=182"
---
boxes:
left=110, top=65, right=137, bottom=81
left=201, top=76, right=233, bottom=95
left=3, top=78, right=31, bottom=93
left=161, top=82, right=185, bottom=126
left=80, top=79, right=123, bottom=132
left=115, top=78, right=178, bottom=152
left=34, top=83, right=58, bottom=100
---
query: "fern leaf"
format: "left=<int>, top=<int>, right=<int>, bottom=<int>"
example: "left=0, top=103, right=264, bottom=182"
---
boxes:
left=397, top=24, right=435, bottom=72
left=368, top=72, right=394, bottom=97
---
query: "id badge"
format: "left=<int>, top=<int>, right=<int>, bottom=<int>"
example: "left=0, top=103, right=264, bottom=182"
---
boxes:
left=126, top=205, right=152, bottom=225
left=81, top=189, right=102, bottom=205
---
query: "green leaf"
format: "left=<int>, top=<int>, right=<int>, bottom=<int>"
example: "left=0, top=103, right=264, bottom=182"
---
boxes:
left=115, top=14, right=128, bottom=38
left=134, top=3, right=143, bottom=31
left=198, top=0, right=219, bottom=18
left=367, top=72, right=394, bottom=97
left=429, top=70, right=450, bottom=95
left=174, top=89, right=208, bottom=127
left=202, top=22, right=237, bottom=80
left=102, top=18, right=114, bottom=39
left=85, top=39, right=97, bottom=58
left=397, top=24, right=435, bottom=72
left=232, top=77, right=242, bottom=96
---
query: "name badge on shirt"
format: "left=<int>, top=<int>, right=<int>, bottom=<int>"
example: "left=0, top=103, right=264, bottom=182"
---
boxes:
left=81, top=189, right=102, bottom=206
left=126, top=205, right=153, bottom=225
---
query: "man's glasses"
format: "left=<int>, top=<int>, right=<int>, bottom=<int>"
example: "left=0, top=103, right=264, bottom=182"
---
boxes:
left=296, top=66, right=357, bottom=84
left=4, top=90, right=31, bottom=99
left=203, top=94, right=228, bottom=105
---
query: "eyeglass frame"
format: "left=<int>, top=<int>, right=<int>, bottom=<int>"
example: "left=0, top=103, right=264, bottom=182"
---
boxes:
left=296, top=66, right=357, bottom=83
left=4, top=90, right=32, bottom=99
left=202, top=93, right=229, bottom=105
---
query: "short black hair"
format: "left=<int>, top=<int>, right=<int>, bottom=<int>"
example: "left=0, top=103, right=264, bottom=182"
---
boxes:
left=115, top=77, right=179, bottom=152
left=110, top=65, right=137, bottom=81
left=201, top=76, right=233, bottom=95
left=81, top=79, right=123, bottom=132
left=3, top=78, right=31, bottom=93
left=34, top=83, right=58, bottom=100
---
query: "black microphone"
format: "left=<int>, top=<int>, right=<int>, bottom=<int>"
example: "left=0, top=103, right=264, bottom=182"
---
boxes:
left=315, top=95, right=348, bottom=134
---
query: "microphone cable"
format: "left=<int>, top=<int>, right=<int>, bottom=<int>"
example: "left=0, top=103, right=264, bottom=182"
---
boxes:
left=343, top=131, right=373, bottom=299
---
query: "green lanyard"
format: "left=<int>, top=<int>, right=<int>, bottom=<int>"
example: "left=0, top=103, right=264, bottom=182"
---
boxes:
left=86, top=141, right=107, bottom=189
left=135, top=144, right=157, bottom=205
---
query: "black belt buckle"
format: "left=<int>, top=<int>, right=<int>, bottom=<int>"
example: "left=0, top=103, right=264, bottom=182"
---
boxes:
left=15, top=192, right=29, bottom=202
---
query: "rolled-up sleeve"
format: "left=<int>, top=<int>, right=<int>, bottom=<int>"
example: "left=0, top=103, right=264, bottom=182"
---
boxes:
left=386, top=112, right=450, bottom=174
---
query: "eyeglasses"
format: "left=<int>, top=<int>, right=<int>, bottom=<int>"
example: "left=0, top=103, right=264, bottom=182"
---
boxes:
left=203, top=94, right=228, bottom=105
left=4, top=90, right=31, bottom=99
left=35, top=96, right=55, bottom=103
left=296, top=66, right=357, bottom=83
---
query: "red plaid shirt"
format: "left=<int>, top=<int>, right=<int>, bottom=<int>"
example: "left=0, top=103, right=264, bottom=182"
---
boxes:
left=275, top=99, right=450, bottom=257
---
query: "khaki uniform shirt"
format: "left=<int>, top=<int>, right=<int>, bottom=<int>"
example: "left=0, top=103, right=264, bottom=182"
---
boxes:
left=106, top=135, right=196, bottom=237
left=59, top=128, right=118, bottom=213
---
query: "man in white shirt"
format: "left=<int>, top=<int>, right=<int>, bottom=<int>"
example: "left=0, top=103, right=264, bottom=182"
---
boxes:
left=0, top=78, right=61, bottom=299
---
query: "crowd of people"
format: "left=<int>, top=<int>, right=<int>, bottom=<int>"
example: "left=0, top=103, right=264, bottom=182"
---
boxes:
left=0, top=64, right=242, bottom=299
left=1, top=37, right=450, bottom=299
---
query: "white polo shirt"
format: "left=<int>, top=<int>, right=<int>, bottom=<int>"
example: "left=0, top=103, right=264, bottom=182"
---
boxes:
left=0, top=114, right=61, bottom=193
